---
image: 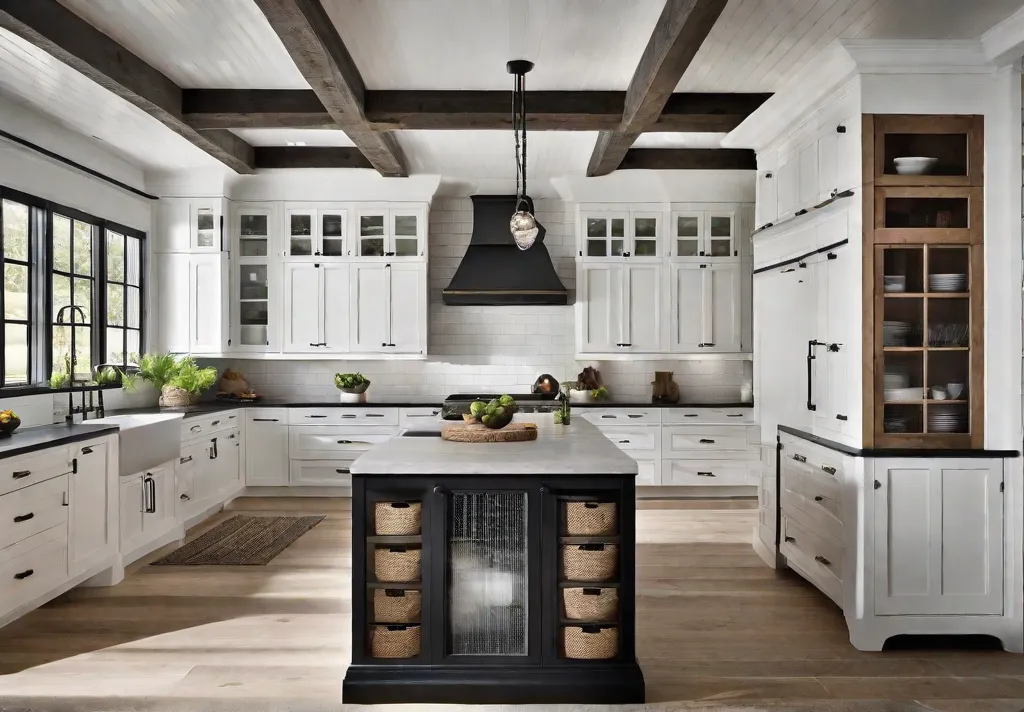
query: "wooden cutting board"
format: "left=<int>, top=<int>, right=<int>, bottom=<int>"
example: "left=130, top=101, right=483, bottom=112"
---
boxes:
left=441, top=422, right=538, bottom=443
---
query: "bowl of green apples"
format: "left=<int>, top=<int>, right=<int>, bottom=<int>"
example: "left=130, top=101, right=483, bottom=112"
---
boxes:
left=468, top=395, right=517, bottom=429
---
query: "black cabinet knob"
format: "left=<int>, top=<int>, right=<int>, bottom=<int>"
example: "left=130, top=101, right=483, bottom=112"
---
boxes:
left=433, top=486, right=444, bottom=495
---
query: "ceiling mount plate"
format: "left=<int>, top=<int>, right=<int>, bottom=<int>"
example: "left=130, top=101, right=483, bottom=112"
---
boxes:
left=506, top=59, right=534, bottom=75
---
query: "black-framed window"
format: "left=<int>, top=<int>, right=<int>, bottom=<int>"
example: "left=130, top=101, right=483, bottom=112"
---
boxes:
left=0, top=186, right=145, bottom=389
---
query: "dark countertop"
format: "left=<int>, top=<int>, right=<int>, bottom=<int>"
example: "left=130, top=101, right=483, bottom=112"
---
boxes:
left=574, top=401, right=753, bottom=409
left=0, top=423, right=119, bottom=460
left=779, top=425, right=1020, bottom=458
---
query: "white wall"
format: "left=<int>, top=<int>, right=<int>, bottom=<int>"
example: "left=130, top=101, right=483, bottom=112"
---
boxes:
left=216, top=198, right=751, bottom=403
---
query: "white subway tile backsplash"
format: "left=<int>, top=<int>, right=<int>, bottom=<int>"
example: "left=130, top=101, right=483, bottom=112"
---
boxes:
left=213, top=198, right=749, bottom=404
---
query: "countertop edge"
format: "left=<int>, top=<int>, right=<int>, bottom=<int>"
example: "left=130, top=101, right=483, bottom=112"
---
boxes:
left=0, top=424, right=119, bottom=461
left=778, top=425, right=1020, bottom=458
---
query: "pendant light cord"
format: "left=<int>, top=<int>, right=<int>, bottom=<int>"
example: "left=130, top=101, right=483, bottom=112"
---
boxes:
left=512, top=70, right=527, bottom=205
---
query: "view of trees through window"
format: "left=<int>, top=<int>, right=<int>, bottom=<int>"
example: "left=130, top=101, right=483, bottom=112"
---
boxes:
left=0, top=190, right=144, bottom=389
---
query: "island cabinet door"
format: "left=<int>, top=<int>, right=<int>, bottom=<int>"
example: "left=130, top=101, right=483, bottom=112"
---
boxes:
left=426, top=479, right=544, bottom=665
left=541, top=477, right=636, bottom=666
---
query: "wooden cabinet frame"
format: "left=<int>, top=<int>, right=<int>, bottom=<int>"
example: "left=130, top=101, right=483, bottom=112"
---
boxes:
left=862, top=114, right=985, bottom=449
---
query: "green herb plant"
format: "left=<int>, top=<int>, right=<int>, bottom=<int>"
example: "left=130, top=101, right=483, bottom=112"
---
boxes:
left=334, top=373, right=371, bottom=391
left=125, top=353, right=217, bottom=395
left=166, top=358, right=218, bottom=394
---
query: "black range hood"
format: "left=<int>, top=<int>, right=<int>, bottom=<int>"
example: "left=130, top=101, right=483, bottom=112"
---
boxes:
left=442, top=195, right=569, bottom=306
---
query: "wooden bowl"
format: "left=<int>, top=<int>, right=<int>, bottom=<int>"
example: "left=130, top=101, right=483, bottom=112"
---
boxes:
left=0, top=416, right=21, bottom=438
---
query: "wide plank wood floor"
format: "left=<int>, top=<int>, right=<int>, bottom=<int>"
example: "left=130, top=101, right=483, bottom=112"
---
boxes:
left=0, top=497, right=1020, bottom=708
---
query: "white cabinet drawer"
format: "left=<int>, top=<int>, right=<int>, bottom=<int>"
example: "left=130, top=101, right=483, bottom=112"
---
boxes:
left=780, top=513, right=843, bottom=605
left=290, top=460, right=355, bottom=488
left=246, top=408, right=289, bottom=425
left=0, top=474, right=69, bottom=551
left=663, top=426, right=753, bottom=457
left=288, top=408, right=399, bottom=426
left=780, top=433, right=845, bottom=480
left=780, top=467, right=842, bottom=540
left=0, top=524, right=67, bottom=615
left=289, top=427, right=397, bottom=460
left=635, top=459, right=660, bottom=487
left=182, top=411, right=240, bottom=441
left=782, top=449, right=842, bottom=492
left=662, top=460, right=749, bottom=486
left=0, top=447, right=72, bottom=497
left=596, top=426, right=658, bottom=452
left=581, top=409, right=661, bottom=425
left=399, top=407, right=442, bottom=428
left=663, top=408, right=755, bottom=425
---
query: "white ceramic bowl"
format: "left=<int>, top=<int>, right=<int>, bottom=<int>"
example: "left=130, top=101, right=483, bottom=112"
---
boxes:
left=883, top=275, right=907, bottom=293
left=893, top=156, right=939, bottom=175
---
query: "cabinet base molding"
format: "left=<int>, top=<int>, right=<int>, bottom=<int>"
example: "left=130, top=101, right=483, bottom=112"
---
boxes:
left=846, top=616, right=1024, bottom=654
left=0, top=554, right=121, bottom=629
left=342, top=664, right=645, bottom=705
left=752, top=527, right=779, bottom=569
left=243, top=486, right=352, bottom=497
left=120, top=524, right=184, bottom=568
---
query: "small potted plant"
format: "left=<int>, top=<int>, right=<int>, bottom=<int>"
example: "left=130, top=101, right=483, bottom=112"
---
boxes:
left=335, top=373, right=371, bottom=403
left=160, top=357, right=218, bottom=407
left=0, top=408, right=21, bottom=437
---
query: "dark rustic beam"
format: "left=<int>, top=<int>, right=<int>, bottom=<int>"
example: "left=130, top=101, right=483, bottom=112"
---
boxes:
left=183, top=89, right=334, bottom=129
left=588, top=0, right=729, bottom=176
left=183, top=89, right=771, bottom=132
left=253, top=146, right=372, bottom=169
left=619, top=148, right=756, bottom=171
left=253, top=0, right=407, bottom=176
left=0, top=0, right=255, bottom=173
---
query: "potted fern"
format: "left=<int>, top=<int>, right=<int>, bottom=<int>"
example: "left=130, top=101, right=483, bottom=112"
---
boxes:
left=126, top=353, right=218, bottom=407
left=335, top=372, right=371, bottom=403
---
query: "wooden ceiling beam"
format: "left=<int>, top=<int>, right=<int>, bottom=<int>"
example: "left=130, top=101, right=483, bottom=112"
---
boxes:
left=253, top=146, right=372, bottom=169
left=619, top=148, right=756, bottom=171
left=182, top=89, right=771, bottom=132
left=252, top=0, right=407, bottom=177
left=0, top=0, right=255, bottom=173
left=588, top=0, right=729, bottom=176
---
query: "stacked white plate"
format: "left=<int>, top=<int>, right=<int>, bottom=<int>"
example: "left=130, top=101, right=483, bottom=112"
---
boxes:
left=928, top=404, right=967, bottom=433
left=883, top=275, right=907, bottom=293
left=929, top=273, right=967, bottom=292
left=883, top=417, right=909, bottom=433
left=883, top=321, right=911, bottom=346
left=883, top=372, right=910, bottom=389
left=884, top=387, right=923, bottom=403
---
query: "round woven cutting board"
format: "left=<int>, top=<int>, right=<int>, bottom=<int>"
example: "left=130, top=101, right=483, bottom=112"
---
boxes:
left=441, top=422, right=538, bottom=443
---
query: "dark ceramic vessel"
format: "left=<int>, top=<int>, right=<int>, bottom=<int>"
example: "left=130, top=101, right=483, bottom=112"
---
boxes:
left=0, top=416, right=22, bottom=438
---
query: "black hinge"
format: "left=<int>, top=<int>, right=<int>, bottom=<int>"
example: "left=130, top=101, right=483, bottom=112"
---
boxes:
left=1000, top=481, right=1005, bottom=493
left=827, top=343, right=841, bottom=352
left=72, top=457, right=78, bottom=474
left=874, top=480, right=881, bottom=490
left=699, top=263, right=707, bottom=268
left=836, top=125, right=847, bottom=133
left=827, top=252, right=837, bottom=260
left=228, top=338, right=232, bottom=346
left=795, top=209, right=808, bottom=216
left=836, top=414, right=848, bottom=421
left=765, top=172, right=773, bottom=179
left=798, top=262, right=807, bottom=269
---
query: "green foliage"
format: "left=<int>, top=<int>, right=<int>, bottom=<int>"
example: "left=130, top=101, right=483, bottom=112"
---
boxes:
left=165, top=358, right=218, bottom=395
left=49, top=371, right=69, bottom=389
left=334, top=373, right=370, bottom=390
left=95, top=366, right=120, bottom=386
left=591, top=386, right=609, bottom=400
left=130, top=352, right=178, bottom=391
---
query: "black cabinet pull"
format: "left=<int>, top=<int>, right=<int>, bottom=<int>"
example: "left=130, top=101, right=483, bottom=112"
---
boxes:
left=81, top=447, right=94, bottom=455
left=227, top=434, right=237, bottom=440
left=697, top=471, right=715, bottom=477
left=601, top=415, right=616, bottom=419
left=337, top=440, right=354, bottom=444
left=793, top=453, right=807, bottom=463
left=190, top=425, right=201, bottom=433
left=13, top=569, right=33, bottom=580
left=336, top=468, right=350, bottom=474
left=784, top=536, right=795, bottom=543
left=698, top=438, right=715, bottom=444
left=874, top=479, right=882, bottom=490
left=815, top=555, right=832, bottom=567
left=180, top=493, right=191, bottom=501
left=807, top=339, right=824, bottom=412
left=144, top=476, right=157, bottom=514
left=836, top=414, right=848, bottom=421
left=704, top=342, right=715, bottom=347
left=228, top=415, right=237, bottom=419
left=433, top=486, right=444, bottom=495
left=684, top=413, right=698, bottom=418
left=312, top=342, right=322, bottom=347
left=821, top=465, right=836, bottom=476
left=210, top=438, right=219, bottom=460
left=727, top=414, right=743, bottom=418
left=814, top=495, right=824, bottom=502
left=836, top=125, right=847, bottom=133
left=13, top=512, right=34, bottom=523
left=72, top=458, right=78, bottom=474
left=252, top=418, right=279, bottom=422
left=366, top=414, right=385, bottom=418
left=179, top=455, right=193, bottom=464
left=627, top=414, right=642, bottom=419
left=617, top=440, right=630, bottom=444
left=212, top=420, right=220, bottom=426
left=12, top=470, right=31, bottom=479
left=306, top=415, right=327, bottom=419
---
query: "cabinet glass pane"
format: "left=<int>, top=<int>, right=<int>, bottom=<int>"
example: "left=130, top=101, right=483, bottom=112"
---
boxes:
left=240, top=214, right=268, bottom=237
left=611, top=240, right=625, bottom=257
left=676, top=215, right=699, bottom=237
left=586, top=218, right=608, bottom=238
left=634, top=240, right=657, bottom=257
left=240, top=238, right=267, bottom=257
left=709, top=239, right=731, bottom=257
left=322, top=213, right=343, bottom=237
left=360, top=238, right=385, bottom=257
left=360, top=215, right=385, bottom=236
left=633, top=217, right=656, bottom=238
left=239, top=264, right=269, bottom=301
left=676, top=239, right=699, bottom=257
left=196, top=208, right=215, bottom=248
left=239, top=264, right=269, bottom=346
left=883, top=248, right=924, bottom=294
left=884, top=197, right=968, bottom=229
left=289, top=214, right=313, bottom=256
left=586, top=240, right=607, bottom=257
left=448, top=491, right=527, bottom=656
left=610, top=219, right=625, bottom=238
left=395, top=215, right=418, bottom=236
left=633, top=217, right=657, bottom=256
left=395, top=238, right=418, bottom=257
left=709, top=216, right=732, bottom=237
left=883, top=134, right=967, bottom=177
left=322, top=214, right=344, bottom=255
left=927, top=246, right=969, bottom=294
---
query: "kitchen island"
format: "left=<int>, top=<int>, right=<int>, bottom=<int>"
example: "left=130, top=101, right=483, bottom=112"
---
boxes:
left=342, top=417, right=644, bottom=704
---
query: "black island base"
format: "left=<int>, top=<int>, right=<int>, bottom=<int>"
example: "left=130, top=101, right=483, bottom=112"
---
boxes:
left=342, top=471, right=645, bottom=704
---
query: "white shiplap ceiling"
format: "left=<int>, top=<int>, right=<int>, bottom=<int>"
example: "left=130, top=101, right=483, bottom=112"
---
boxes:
left=0, top=0, right=1021, bottom=177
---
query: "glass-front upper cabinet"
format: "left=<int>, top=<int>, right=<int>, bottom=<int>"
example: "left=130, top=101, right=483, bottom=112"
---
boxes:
left=284, top=206, right=349, bottom=259
left=630, top=212, right=661, bottom=258
left=237, top=208, right=271, bottom=258
left=873, top=115, right=983, bottom=187
left=190, top=199, right=223, bottom=252
left=354, top=207, right=426, bottom=259
left=582, top=212, right=628, bottom=258
left=669, top=210, right=737, bottom=259
left=236, top=263, right=271, bottom=348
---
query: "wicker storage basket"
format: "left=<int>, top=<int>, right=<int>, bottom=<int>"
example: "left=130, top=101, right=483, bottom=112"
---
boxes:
left=563, top=587, right=619, bottom=622
left=371, top=624, right=420, bottom=658
left=562, top=543, right=618, bottom=582
left=373, top=588, right=422, bottom=623
left=375, top=501, right=421, bottom=535
left=565, top=501, right=617, bottom=536
left=374, top=546, right=421, bottom=583
left=159, top=386, right=200, bottom=407
left=563, top=625, right=618, bottom=660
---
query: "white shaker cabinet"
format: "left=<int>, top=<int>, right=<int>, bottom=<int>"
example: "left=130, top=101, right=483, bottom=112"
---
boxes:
left=154, top=197, right=223, bottom=253
left=623, top=264, right=664, bottom=352
left=668, top=263, right=740, bottom=353
left=68, top=440, right=114, bottom=577
left=873, top=459, right=1003, bottom=616
left=245, top=410, right=290, bottom=487
left=284, top=263, right=352, bottom=352
left=349, top=263, right=389, bottom=352
left=577, top=263, right=622, bottom=352
left=756, top=170, right=778, bottom=229
left=322, top=264, right=352, bottom=351
left=668, top=264, right=704, bottom=351
left=350, top=262, right=426, bottom=355
left=154, top=253, right=227, bottom=355
left=576, top=263, right=663, bottom=354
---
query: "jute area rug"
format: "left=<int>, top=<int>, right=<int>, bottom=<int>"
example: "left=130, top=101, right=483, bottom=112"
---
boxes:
left=150, top=515, right=325, bottom=566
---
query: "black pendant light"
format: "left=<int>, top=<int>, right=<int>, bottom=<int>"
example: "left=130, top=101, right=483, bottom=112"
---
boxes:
left=507, top=59, right=538, bottom=251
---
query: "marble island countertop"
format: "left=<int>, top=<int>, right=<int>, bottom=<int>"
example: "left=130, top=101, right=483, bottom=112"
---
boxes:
left=350, top=416, right=639, bottom=476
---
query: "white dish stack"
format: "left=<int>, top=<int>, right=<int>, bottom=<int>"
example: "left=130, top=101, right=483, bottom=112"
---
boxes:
left=882, top=321, right=911, bottom=346
left=928, top=404, right=967, bottom=433
left=928, top=273, right=967, bottom=292
left=883, top=275, right=907, bottom=293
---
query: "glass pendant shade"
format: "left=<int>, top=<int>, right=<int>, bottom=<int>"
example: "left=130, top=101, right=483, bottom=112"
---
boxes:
left=510, top=210, right=539, bottom=251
